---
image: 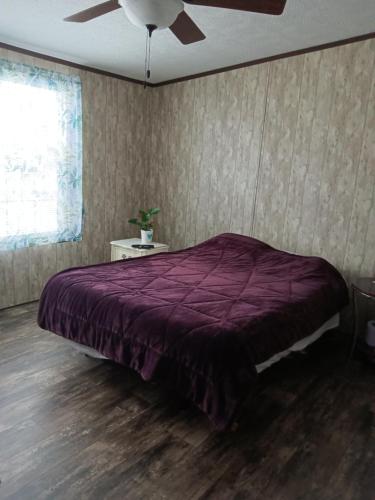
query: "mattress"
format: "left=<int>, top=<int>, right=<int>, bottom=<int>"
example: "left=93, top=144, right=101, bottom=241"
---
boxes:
left=38, top=233, right=348, bottom=430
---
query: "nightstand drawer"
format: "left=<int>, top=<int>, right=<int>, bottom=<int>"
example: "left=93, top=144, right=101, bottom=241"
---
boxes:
left=111, top=246, right=136, bottom=261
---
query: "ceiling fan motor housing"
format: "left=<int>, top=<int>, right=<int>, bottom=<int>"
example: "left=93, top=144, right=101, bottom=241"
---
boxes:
left=120, top=0, right=184, bottom=29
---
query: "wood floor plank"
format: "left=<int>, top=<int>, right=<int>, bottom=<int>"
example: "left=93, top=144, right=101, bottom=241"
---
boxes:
left=0, top=302, right=374, bottom=499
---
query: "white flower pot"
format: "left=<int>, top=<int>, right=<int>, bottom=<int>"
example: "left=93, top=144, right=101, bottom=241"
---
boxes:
left=141, top=229, right=153, bottom=244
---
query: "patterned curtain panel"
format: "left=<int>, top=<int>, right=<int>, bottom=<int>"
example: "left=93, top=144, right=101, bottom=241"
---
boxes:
left=0, top=59, right=82, bottom=251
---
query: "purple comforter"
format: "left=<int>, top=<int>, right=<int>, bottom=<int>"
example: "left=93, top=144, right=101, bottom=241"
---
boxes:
left=38, top=233, right=348, bottom=429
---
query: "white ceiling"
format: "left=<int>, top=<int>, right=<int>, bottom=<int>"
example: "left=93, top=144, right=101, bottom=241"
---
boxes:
left=0, top=0, right=374, bottom=84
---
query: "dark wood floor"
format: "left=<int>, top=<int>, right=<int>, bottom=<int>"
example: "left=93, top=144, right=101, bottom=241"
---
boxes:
left=1, top=302, right=375, bottom=500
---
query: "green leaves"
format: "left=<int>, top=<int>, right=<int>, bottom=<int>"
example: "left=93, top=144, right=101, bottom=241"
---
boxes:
left=149, top=208, right=160, bottom=216
left=128, top=218, right=140, bottom=225
left=139, top=210, right=151, bottom=224
left=128, top=208, right=160, bottom=231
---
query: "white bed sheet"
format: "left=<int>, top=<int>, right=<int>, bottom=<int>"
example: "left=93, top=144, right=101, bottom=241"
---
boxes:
left=255, top=314, right=340, bottom=373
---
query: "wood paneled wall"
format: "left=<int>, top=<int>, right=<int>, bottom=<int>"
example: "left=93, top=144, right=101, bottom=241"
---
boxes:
left=145, top=39, right=375, bottom=283
left=1, top=39, right=374, bottom=310
left=0, top=48, right=148, bottom=309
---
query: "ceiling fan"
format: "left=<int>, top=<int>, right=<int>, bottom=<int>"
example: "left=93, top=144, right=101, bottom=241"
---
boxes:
left=64, top=0, right=287, bottom=45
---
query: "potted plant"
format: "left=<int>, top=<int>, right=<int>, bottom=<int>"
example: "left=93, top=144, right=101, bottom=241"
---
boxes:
left=128, top=208, right=160, bottom=244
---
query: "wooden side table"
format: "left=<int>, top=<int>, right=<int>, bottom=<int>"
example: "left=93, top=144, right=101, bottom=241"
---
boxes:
left=110, top=238, right=169, bottom=261
left=349, top=277, right=375, bottom=359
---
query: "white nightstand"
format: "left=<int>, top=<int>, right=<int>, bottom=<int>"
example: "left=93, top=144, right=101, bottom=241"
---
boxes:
left=110, top=238, right=169, bottom=261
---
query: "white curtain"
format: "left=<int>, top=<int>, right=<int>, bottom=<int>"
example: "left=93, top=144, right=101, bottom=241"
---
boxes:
left=0, top=59, right=82, bottom=251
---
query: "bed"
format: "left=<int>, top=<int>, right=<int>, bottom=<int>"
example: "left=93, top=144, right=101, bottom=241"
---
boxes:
left=38, top=233, right=348, bottom=430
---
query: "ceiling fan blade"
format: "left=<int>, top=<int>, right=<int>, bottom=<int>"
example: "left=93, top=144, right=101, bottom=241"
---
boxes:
left=64, top=0, right=121, bottom=22
left=183, top=0, right=286, bottom=15
left=170, top=11, right=206, bottom=45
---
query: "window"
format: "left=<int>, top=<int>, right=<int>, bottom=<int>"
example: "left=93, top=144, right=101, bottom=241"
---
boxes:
left=0, top=59, right=82, bottom=251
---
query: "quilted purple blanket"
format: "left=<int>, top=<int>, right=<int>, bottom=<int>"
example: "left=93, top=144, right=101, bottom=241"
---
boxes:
left=38, top=233, right=348, bottom=430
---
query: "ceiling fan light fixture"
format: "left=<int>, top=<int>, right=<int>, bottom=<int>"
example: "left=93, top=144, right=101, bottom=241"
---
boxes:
left=120, top=0, right=184, bottom=29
